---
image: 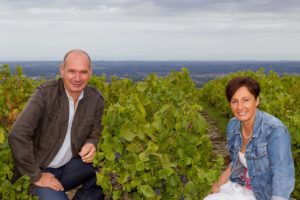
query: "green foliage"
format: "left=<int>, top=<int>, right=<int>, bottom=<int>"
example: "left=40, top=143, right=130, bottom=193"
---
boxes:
left=199, top=69, right=300, bottom=198
left=0, top=65, right=40, bottom=199
left=92, top=69, right=223, bottom=199
left=1, top=65, right=222, bottom=199
left=0, top=128, right=37, bottom=200
left=0, top=65, right=41, bottom=129
left=3, top=64, right=300, bottom=199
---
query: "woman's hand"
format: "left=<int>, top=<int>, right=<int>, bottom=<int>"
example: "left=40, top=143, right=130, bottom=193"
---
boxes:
left=211, top=182, right=220, bottom=193
left=210, top=165, right=232, bottom=194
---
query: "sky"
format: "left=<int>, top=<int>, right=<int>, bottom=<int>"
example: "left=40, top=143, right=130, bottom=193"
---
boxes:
left=0, top=0, right=300, bottom=61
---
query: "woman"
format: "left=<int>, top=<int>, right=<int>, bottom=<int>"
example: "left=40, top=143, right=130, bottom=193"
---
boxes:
left=204, top=77, right=295, bottom=200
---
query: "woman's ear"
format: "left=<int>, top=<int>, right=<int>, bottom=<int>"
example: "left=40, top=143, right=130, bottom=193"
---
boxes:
left=256, top=97, right=260, bottom=107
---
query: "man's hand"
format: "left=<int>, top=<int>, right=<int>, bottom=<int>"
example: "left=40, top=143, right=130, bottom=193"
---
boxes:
left=79, top=143, right=96, bottom=163
left=34, top=172, right=64, bottom=191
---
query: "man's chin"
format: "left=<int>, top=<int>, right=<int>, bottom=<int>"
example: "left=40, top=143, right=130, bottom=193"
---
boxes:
left=70, top=88, right=84, bottom=94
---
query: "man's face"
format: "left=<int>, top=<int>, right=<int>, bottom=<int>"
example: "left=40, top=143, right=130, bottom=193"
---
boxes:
left=60, top=52, right=92, bottom=99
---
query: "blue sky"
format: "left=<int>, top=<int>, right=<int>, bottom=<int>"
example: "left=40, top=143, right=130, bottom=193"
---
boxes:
left=0, top=0, right=300, bottom=61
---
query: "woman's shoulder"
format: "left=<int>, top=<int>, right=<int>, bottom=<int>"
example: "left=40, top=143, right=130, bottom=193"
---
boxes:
left=259, top=110, right=285, bottom=128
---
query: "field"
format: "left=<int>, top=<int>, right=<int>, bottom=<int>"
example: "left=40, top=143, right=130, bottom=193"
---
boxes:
left=0, top=65, right=299, bottom=199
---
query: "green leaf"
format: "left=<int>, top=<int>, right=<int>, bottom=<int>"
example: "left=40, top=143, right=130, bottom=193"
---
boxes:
left=139, top=152, right=149, bottom=162
left=158, top=168, right=175, bottom=179
left=146, top=141, right=158, bottom=153
left=118, top=172, right=130, bottom=184
left=136, top=82, right=148, bottom=92
left=135, top=161, right=145, bottom=171
left=120, top=124, right=136, bottom=141
left=152, top=118, right=164, bottom=132
left=112, top=190, right=122, bottom=200
left=96, top=173, right=111, bottom=191
left=139, top=185, right=155, bottom=198
left=0, top=127, right=4, bottom=144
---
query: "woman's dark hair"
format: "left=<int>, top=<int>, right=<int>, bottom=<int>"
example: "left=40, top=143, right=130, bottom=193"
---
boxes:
left=225, top=76, right=260, bottom=102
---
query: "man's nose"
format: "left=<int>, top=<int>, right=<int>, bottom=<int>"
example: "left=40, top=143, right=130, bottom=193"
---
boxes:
left=74, top=72, right=81, bottom=81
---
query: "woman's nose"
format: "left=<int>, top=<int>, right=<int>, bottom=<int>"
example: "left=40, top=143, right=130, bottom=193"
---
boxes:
left=237, top=101, right=244, bottom=109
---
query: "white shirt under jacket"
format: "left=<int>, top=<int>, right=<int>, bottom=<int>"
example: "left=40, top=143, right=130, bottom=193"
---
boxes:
left=48, top=90, right=84, bottom=168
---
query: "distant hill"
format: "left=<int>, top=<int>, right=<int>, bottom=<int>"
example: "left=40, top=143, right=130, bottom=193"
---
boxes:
left=1, top=60, right=300, bottom=79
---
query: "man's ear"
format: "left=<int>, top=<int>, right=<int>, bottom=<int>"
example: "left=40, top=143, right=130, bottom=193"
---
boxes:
left=59, top=64, right=64, bottom=78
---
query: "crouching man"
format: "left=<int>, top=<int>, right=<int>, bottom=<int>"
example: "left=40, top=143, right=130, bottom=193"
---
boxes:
left=9, top=49, right=105, bottom=200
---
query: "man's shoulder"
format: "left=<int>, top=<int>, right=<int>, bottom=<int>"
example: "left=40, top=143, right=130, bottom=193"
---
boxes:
left=38, top=79, right=60, bottom=90
left=85, top=85, right=104, bottom=100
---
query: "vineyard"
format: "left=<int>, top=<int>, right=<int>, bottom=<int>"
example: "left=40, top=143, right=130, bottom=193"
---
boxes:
left=200, top=68, right=300, bottom=198
left=0, top=65, right=299, bottom=199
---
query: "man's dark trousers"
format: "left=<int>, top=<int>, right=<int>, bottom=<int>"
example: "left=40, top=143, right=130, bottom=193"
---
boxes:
left=34, top=158, right=104, bottom=200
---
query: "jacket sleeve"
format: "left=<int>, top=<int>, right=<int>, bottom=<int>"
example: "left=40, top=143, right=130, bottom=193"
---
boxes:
left=268, top=126, right=295, bottom=199
left=8, top=87, right=45, bottom=183
left=85, top=94, right=104, bottom=147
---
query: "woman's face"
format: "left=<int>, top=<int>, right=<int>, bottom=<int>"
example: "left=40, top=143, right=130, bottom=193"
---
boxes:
left=230, top=86, right=259, bottom=123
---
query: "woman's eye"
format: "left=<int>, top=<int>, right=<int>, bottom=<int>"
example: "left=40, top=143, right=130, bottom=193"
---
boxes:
left=231, top=100, right=237, bottom=104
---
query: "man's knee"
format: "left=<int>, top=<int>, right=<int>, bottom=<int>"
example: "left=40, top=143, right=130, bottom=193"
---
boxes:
left=33, top=187, right=68, bottom=200
left=65, top=158, right=95, bottom=173
left=60, top=158, right=97, bottom=191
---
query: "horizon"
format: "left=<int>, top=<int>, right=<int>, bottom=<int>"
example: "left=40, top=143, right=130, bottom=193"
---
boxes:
left=1, top=59, right=300, bottom=63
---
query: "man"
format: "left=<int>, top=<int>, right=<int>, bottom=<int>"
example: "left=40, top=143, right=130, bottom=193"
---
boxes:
left=8, top=49, right=104, bottom=200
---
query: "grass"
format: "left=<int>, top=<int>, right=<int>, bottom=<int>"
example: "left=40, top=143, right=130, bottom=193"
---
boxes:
left=199, top=100, right=230, bottom=136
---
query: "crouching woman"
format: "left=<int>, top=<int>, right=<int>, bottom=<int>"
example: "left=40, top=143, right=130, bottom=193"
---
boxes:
left=204, top=76, right=295, bottom=200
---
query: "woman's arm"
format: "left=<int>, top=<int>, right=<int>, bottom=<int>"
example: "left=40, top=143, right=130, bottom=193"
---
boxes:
left=211, top=165, right=232, bottom=193
left=268, top=126, right=295, bottom=199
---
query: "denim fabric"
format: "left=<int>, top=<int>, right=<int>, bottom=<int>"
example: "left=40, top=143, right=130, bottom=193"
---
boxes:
left=227, top=109, right=295, bottom=200
left=33, top=158, right=104, bottom=200
left=35, top=188, right=68, bottom=200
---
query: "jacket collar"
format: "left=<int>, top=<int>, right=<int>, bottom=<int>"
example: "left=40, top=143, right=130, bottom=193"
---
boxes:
left=252, top=109, right=263, bottom=138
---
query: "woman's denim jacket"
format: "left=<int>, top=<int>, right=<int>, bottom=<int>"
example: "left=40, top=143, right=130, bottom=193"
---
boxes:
left=227, top=109, right=295, bottom=200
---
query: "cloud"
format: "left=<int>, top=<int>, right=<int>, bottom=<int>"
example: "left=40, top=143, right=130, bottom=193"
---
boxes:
left=3, top=0, right=300, bottom=13
left=163, top=0, right=298, bottom=12
left=0, top=0, right=299, bottom=60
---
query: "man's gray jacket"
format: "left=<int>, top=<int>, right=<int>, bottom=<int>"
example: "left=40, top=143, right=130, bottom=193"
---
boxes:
left=8, top=78, right=104, bottom=183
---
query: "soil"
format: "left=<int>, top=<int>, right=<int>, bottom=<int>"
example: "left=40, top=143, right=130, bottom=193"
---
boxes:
left=201, top=110, right=230, bottom=166
left=66, top=189, right=76, bottom=199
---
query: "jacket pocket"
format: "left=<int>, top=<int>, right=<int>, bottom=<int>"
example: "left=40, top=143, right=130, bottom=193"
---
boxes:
left=35, top=112, right=62, bottom=150
left=253, top=143, right=267, bottom=158
left=248, top=143, right=270, bottom=174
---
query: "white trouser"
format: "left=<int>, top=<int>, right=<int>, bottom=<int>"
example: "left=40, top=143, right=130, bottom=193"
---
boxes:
left=204, top=181, right=255, bottom=200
